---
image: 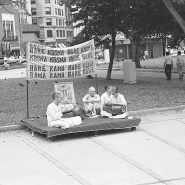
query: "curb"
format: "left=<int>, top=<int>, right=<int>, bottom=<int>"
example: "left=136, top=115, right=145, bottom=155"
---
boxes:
left=1, top=105, right=185, bottom=133
left=129, top=105, right=185, bottom=116
left=0, top=124, right=25, bottom=133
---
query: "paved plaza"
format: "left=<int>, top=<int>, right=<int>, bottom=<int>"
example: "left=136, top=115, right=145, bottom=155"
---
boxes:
left=1, top=68, right=185, bottom=185
left=1, top=111, right=185, bottom=185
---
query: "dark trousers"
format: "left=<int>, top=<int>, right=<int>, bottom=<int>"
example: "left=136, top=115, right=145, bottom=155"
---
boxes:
left=165, top=64, right=172, bottom=79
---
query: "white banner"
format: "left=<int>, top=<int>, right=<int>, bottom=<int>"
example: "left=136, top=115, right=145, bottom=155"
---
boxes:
left=26, top=39, right=96, bottom=80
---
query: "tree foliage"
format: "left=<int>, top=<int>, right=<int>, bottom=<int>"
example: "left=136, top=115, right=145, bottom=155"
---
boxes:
left=161, top=0, right=185, bottom=47
left=69, top=0, right=185, bottom=78
left=70, top=0, right=125, bottom=79
left=162, top=0, right=185, bottom=33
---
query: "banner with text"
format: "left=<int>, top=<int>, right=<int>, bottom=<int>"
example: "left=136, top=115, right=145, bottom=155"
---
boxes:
left=26, top=39, right=96, bottom=80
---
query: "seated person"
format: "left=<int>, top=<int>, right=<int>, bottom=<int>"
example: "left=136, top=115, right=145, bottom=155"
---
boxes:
left=46, top=92, right=82, bottom=129
left=101, top=85, right=113, bottom=109
left=101, top=86, right=127, bottom=116
left=82, top=86, right=101, bottom=116
left=110, top=86, right=127, bottom=114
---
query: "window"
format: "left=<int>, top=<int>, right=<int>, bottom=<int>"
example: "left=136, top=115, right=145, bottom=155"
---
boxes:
left=55, top=8, right=57, bottom=15
left=3, top=20, right=14, bottom=37
left=46, top=18, right=52, bottom=26
left=56, top=19, right=58, bottom=25
left=55, top=0, right=57, bottom=4
left=60, top=30, right=62, bottom=37
left=45, top=7, right=51, bottom=14
left=56, top=30, right=59, bottom=37
left=47, top=30, right=53, bottom=38
left=32, top=18, right=37, bottom=25
left=62, top=9, right=64, bottom=16
left=58, top=9, right=61, bottom=16
left=31, top=8, right=36, bottom=15
left=31, top=0, right=36, bottom=4
left=45, top=0, right=50, bottom=3
left=59, top=19, right=62, bottom=25
left=63, top=30, right=65, bottom=37
left=63, top=20, right=65, bottom=26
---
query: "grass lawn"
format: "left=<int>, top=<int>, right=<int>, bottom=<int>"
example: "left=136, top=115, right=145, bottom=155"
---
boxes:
left=1, top=77, right=185, bottom=126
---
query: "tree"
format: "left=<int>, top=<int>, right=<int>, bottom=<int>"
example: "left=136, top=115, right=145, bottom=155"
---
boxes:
left=70, top=0, right=124, bottom=79
left=119, top=0, right=177, bottom=67
left=162, top=0, right=185, bottom=33
left=70, top=0, right=185, bottom=79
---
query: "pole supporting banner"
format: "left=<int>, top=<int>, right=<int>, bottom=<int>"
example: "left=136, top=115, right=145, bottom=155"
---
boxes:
left=95, top=74, right=98, bottom=94
left=26, top=80, right=29, bottom=118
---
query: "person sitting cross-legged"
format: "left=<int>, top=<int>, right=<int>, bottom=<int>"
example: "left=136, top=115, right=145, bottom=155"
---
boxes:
left=100, top=85, right=113, bottom=117
left=110, top=86, right=127, bottom=115
left=82, top=86, right=101, bottom=117
left=46, top=92, right=82, bottom=129
left=101, top=86, right=127, bottom=118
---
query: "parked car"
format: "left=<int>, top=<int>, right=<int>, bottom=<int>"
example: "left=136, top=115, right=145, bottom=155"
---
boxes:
left=7, top=56, right=19, bottom=64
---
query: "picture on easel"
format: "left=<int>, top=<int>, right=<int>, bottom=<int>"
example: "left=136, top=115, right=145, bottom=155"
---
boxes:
left=54, top=82, right=76, bottom=112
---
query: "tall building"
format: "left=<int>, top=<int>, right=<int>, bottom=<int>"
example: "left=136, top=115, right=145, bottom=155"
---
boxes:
left=0, top=2, right=21, bottom=57
left=0, top=0, right=40, bottom=57
left=30, top=0, right=74, bottom=45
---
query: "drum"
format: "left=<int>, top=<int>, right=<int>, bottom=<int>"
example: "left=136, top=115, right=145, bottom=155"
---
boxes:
left=103, top=105, right=126, bottom=115
left=72, top=106, right=87, bottom=119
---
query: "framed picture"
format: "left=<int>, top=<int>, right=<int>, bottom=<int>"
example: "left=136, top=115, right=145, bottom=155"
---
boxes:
left=54, top=82, right=76, bottom=112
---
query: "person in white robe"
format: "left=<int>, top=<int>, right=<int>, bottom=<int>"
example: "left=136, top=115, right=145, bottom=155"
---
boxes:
left=46, top=92, right=82, bottom=129
left=82, top=86, right=101, bottom=116
left=100, top=85, right=113, bottom=108
left=110, top=86, right=127, bottom=118
left=111, top=86, right=127, bottom=107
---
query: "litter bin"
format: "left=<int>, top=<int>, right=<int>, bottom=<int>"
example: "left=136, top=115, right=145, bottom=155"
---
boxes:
left=123, top=61, right=136, bottom=83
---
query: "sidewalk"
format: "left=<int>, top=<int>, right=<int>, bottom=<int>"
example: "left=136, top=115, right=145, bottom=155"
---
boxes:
left=97, top=65, right=179, bottom=74
left=1, top=110, right=185, bottom=185
left=1, top=67, right=185, bottom=184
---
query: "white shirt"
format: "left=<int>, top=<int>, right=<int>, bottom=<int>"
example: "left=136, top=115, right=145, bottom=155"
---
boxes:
left=164, top=56, right=173, bottom=65
left=176, top=55, right=184, bottom=66
left=111, top=93, right=127, bottom=106
left=82, top=94, right=100, bottom=103
left=46, top=102, right=63, bottom=126
left=144, top=50, right=148, bottom=55
left=101, top=92, right=112, bottom=107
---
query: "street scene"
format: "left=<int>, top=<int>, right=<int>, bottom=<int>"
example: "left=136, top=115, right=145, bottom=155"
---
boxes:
left=1, top=0, right=185, bottom=185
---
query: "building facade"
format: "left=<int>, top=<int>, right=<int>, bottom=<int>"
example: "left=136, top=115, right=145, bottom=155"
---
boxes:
left=112, top=34, right=163, bottom=60
left=0, top=0, right=39, bottom=57
left=30, top=0, right=74, bottom=45
left=0, top=3, right=20, bottom=57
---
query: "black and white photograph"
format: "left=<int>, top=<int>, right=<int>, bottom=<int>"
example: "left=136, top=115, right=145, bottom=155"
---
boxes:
left=1, top=0, right=185, bottom=185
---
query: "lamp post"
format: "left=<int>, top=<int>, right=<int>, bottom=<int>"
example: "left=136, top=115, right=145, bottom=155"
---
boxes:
left=18, top=11, right=22, bottom=61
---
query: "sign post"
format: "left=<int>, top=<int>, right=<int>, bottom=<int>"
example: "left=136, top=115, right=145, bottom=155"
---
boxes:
left=26, top=80, right=29, bottom=118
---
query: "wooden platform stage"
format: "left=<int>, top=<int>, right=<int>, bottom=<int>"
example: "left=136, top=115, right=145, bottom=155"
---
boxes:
left=21, top=114, right=141, bottom=140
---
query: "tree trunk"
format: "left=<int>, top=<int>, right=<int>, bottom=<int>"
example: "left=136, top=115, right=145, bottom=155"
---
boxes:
left=162, top=0, right=185, bottom=33
left=132, top=37, right=141, bottom=68
left=106, top=32, right=116, bottom=80
left=162, top=37, right=166, bottom=56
